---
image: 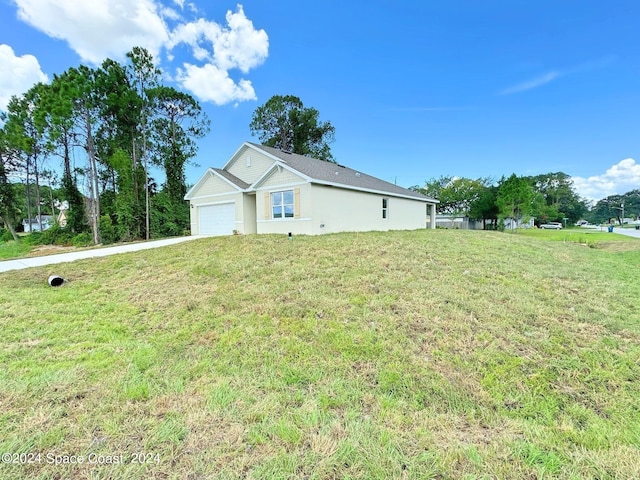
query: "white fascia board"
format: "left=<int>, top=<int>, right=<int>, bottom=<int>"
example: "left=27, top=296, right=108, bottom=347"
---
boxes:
left=254, top=180, right=308, bottom=192
left=250, top=162, right=312, bottom=190
left=311, top=180, right=439, bottom=203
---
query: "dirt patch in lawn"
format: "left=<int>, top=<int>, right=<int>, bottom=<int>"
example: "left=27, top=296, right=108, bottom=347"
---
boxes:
left=26, top=245, right=80, bottom=257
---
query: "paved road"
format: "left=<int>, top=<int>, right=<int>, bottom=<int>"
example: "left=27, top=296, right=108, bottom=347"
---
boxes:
left=0, top=236, right=202, bottom=273
left=584, top=225, right=640, bottom=239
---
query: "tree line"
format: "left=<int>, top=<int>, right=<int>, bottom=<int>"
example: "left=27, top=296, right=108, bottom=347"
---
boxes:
left=0, top=47, right=209, bottom=244
left=588, top=190, right=640, bottom=225
left=411, top=172, right=591, bottom=228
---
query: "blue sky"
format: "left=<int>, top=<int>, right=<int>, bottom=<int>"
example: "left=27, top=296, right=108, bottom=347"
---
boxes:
left=2, top=0, right=640, bottom=202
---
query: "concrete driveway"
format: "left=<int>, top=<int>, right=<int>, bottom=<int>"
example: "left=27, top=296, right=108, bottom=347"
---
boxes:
left=0, top=236, right=201, bottom=273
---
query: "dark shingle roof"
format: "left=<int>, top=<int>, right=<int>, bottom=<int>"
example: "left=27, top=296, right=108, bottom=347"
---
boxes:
left=213, top=168, right=250, bottom=189
left=249, top=143, right=435, bottom=202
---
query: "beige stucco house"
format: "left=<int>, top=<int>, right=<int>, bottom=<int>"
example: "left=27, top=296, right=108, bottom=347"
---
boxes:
left=184, top=142, right=438, bottom=236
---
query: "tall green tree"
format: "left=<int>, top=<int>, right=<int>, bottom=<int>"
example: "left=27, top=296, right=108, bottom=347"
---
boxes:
left=0, top=127, right=20, bottom=240
left=496, top=174, right=537, bottom=230
left=588, top=190, right=640, bottom=224
left=412, top=176, right=493, bottom=219
left=528, top=172, right=587, bottom=224
left=41, top=74, right=87, bottom=233
left=410, top=175, right=452, bottom=211
left=94, top=57, right=146, bottom=239
left=3, top=86, right=51, bottom=231
left=250, top=95, right=336, bottom=162
left=108, top=148, right=137, bottom=240
left=61, top=65, right=103, bottom=243
left=469, top=184, right=499, bottom=229
left=148, top=85, right=209, bottom=236
left=126, top=46, right=161, bottom=239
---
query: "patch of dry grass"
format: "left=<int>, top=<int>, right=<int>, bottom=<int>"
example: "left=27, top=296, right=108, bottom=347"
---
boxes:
left=1, top=229, right=640, bottom=479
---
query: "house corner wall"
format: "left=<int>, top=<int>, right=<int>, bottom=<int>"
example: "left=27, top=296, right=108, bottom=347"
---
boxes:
left=309, top=185, right=427, bottom=234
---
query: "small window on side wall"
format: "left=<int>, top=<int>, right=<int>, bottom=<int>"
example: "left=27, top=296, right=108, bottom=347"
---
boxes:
left=382, top=198, right=388, bottom=219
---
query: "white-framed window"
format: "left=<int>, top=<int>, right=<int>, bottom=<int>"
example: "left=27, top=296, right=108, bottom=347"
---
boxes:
left=382, top=198, right=389, bottom=219
left=271, top=190, right=294, bottom=219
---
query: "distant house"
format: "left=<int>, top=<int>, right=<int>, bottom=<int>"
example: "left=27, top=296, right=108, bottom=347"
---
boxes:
left=435, top=215, right=485, bottom=230
left=185, top=142, right=438, bottom=236
left=57, top=209, right=68, bottom=228
left=22, top=215, right=54, bottom=232
left=430, top=214, right=533, bottom=230
left=503, top=217, right=535, bottom=229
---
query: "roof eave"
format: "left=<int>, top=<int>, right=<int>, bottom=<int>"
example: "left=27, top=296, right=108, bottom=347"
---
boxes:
left=310, top=180, right=439, bottom=202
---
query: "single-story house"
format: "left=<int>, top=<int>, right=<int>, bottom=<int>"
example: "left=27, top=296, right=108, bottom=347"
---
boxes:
left=503, top=217, right=535, bottom=229
left=436, top=215, right=485, bottom=230
left=22, top=215, right=54, bottom=232
left=184, top=142, right=438, bottom=236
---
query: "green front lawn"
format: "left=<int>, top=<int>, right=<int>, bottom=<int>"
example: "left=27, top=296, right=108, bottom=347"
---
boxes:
left=1, top=230, right=639, bottom=479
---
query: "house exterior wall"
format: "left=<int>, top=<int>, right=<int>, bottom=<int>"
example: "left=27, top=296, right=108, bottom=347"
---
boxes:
left=308, top=185, right=427, bottom=234
left=242, top=194, right=257, bottom=234
left=226, top=148, right=276, bottom=184
left=256, top=182, right=314, bottom=235
left=255, top=183, right=427, bottom=235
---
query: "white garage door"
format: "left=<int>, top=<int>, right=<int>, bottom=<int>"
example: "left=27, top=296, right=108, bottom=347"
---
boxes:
left=198, top=203, right=236, bottom=236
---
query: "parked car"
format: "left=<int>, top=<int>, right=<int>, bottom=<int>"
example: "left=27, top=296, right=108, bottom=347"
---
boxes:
left=540, top=222, right=563, bottom=230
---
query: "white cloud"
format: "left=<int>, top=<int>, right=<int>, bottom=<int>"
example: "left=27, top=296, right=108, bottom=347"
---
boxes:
left=214, top=6, right=269, bottom=73
left=14, top=0, right=170, bottom=63
left=11, top=1, right=269, bottom=106
left=168, top=5, right=268, bottom=105
left=572, top=158, right=640, bottom=202
left=500, top=71, right=559, bottom=95
left=0, top=44, right=48, bottom=111
left=176, top=63, right=256, bottom=105
left=501, top=57, right=614, bottom=96
left=161, top=7, right=181, bottom=21
left=167, top=6, right=268, bottom=73
left=167, top=18, right=221, bottom=60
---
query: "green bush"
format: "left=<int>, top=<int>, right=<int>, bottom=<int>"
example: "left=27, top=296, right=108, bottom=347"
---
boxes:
left=23, top=231, right=44, bottom=245
left=72, top=232, right=93, bottom=247
left=0, top=228, right=13, bottom=243
left=99, top=215, right=117, bottom=245
left=40, top=225, right=74, bottom=245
